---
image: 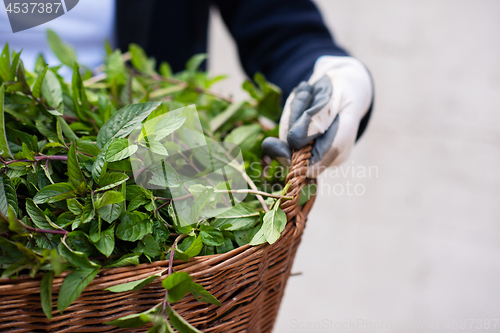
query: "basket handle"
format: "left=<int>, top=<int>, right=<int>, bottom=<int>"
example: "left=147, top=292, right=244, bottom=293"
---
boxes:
left=280, top=144, right=312, bottom=222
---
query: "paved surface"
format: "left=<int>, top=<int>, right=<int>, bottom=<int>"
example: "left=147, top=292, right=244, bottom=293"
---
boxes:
left=208, top=1, right=500, bottom=332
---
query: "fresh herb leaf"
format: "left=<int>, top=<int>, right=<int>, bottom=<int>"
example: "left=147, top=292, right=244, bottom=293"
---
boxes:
left=298, top=184, right=317, bottom=206
left=57, top=267, right=100, bottom=313
left=33, top=183, right=76, bottom=204
left=134, top=234, right=161, bottom=258
left=106, top=271, right=162, bottom=293
left=189, top=282, right=221, bottom=306
left=105, top=304, right=161, bottom=328
left=116, top=212, right=153, bottom=242
left=0, top=85, right=13, bottom=158
left=167, top=305, right=203, bottom=333
left=41, top=69, right=63, bottom=109
left=92, top=224, right=115, bottom=257
left=68, top=142, right=86, bottom=189
left=199, top=225, right=224, bottom=247
left=58, top=237, right=99, bottom=269
left=41, top=271, right=54, bottom=320
left=261, top=205, right=286, bottom=244
left=96, top=102, right=161, bottom=148
left=46, top=29, right=77, bottom=67
left=161, top=272, right=192, bottom=303
left=105, top=138, right=138, bottom=162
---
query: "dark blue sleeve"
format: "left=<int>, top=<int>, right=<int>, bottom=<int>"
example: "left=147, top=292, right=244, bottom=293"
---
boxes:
left=212, top=0, right=349, bottom=98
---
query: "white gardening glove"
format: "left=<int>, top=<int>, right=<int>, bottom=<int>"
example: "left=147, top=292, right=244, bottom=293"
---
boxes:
left=262, top=56, right=373, bottom=178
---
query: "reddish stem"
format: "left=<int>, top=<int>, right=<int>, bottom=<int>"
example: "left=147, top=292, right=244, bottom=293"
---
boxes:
left=162, top=234, right=186, bottom=315
left=155, top=193, right=193, bottom=202
left=155, top=200, right=171, bottom=214
left=25, top=225, right=68, bottom=235
left=163, top=246, right=176, bottom=315
left=2, top=155, right=68, bottom=165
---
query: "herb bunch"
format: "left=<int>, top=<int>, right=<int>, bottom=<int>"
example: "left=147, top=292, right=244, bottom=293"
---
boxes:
left=0, top=31, right=315, bottom=331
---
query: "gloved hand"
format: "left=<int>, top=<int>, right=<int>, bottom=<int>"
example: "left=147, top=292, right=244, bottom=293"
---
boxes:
left=262, top=56, right=373, bottom=178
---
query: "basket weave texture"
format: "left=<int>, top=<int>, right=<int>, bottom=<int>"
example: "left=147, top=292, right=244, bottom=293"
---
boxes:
left=0, top=145, right=315, bottom=333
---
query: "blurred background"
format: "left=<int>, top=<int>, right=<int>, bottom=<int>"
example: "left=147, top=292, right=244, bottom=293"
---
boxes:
left=208, top=0, right=500, bottom=332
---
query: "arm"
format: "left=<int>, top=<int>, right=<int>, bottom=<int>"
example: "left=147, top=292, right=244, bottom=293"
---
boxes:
left=212, top=0, right=348, bottom=98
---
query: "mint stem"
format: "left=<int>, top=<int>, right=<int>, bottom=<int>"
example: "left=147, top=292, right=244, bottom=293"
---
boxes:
left=25, top=225, right=68, bottom=235
left=2, top=155, right=68, bottom=165
left=162, top=234, right=187, bottom=315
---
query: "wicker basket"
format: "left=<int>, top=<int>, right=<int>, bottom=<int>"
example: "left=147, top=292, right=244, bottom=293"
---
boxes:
left=0, top=145, right=315, bottom=333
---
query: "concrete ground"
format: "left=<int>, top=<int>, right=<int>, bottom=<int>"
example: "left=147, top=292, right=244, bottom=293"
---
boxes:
left=208, top=1, right=500, bottom=332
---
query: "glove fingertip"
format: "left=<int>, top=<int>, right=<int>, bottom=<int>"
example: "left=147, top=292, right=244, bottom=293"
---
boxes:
left=262, top=137, right=292, bottom=161
left=287, top=114, right=322, bottom=150
left=295, top=81, right=313, bottom=93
